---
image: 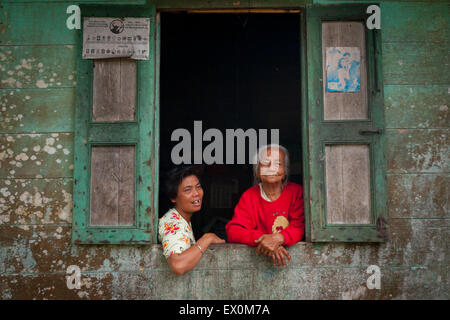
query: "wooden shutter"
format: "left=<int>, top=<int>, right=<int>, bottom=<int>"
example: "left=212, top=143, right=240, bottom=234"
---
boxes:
left=306, top=5, right=387, bottom=242
left=72, top=5, right=156, bottom=244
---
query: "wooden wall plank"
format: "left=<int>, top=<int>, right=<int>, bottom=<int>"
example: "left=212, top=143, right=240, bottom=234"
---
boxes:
left=0, top=46, right=76, bottom=89
left=322, top=21, right=368, bottom=120
left=383, top=42, right=449, bottom=85
left=0, top=88, right=75, bottom=133
left=389, top=218, right=449, bottom=252
left=388, top=173, right=449, bottom=219
left=381, top=2, right=449, bottom=43
left=0, top=133, right=73, bottom=178
left=93, top=59, right=136, bottom=122
left=0, top=3, right=75, bottom=46
left=385, top=85, right=449, bottom=129
left=0, top=178, right=72, bottom=225
left=386, top=129, right=449, bottom=173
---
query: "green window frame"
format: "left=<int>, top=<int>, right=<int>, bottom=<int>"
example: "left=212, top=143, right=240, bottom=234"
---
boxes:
left=305, top=4, right=387, bottom=242
left=72, top=4, right=157, bottom=244
left=71, top=1, right=387, bottom=245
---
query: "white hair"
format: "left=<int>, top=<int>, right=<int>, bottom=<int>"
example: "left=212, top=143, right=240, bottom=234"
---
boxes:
left=252, top=144, right=290, bottom=186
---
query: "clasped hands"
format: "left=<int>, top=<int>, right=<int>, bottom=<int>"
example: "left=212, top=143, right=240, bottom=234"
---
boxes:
left=254, top=233, right=291, bottom=267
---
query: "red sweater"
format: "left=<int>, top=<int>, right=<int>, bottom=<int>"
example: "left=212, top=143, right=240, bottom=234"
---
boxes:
left=226, top=182, right=305, bottom=247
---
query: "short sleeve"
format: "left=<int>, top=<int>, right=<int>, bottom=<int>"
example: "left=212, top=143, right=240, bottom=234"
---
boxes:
left=158, top=212, right=194, bottom=258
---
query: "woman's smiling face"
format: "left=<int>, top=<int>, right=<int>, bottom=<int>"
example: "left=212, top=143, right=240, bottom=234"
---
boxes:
left=258, top=147, right=286, bottom=185
left=171, top=175, right=204, bottom=215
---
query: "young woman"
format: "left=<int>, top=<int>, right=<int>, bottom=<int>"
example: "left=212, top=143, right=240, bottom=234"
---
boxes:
left=158, top=166, right=225, bottom=275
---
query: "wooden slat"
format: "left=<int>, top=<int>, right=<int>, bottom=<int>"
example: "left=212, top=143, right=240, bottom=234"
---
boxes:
left=388, top=173, right=449, bottom=219
left=322, top=22, right=368, bottom=120
left=325, top=145, right=371, bottom=224
left=386, top=129, right=449, bottom=173
left=0, top=46, right=76, bottom=89
left=0, top=178, right=73, bottom=225
left=383, top=42, right=449, bottom=85
left=0, top=133, right=73, bottom=179
left=93, top=59, right=136, bottom=122
left=385, top=85, right=449, bottom=129
left=90, top=146, right=135, bottom=226
left=88, top=123, right=139, bottom=143
left=0, top=88, right=75, bottom=133
left=0, top=3, right=76, bottom=46
left=381, top=2, right=449, bottom=43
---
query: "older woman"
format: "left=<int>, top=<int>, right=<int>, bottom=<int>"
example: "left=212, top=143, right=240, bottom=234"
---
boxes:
left=225, top=144, right=305, bottom=267
left=159, top=166, right=225, bottom=275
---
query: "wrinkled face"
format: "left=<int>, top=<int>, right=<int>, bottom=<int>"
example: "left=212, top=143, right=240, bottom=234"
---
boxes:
left=171, top=175, right=203, bottom=215
left=258, top=148, right=286, bottom=185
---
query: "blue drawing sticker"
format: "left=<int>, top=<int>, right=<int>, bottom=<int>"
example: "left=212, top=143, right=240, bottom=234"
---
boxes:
left=326, top=47, right=361, bottom=93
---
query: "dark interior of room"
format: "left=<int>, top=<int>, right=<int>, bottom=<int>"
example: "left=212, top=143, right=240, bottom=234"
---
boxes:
left=159, top=12, right=302, bottom=241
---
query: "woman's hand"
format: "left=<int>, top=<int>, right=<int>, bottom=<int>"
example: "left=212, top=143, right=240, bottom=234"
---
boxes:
left=254, top=233, right=285, bottom=256
left=269, top=246, right=291, bottom=267
left=202, top=233, right=226, bottom=245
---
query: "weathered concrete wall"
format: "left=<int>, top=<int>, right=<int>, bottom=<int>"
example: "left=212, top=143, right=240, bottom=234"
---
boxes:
left=0, top=0, right=448, bottom=299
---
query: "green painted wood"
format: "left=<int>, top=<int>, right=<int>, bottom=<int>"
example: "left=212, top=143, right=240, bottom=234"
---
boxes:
left=388, top=173, right=449, bottom=219
left=0, top=178, right=73, bottom=225
left=385, top=85, right=449, bottom=129
left=73, top=228, right=152, bottom=244
left=0, top=3, right=76, bottom=46
left=0, top=133, right=74, bottom=179
left=72, top=4, right=155, bottom=245
left=306, top=5, right=387, bottom=242
left=300, top=10, right=311, bottom=241
left=388, top=218, right=450, bottom=253
left=0, top=45, right=76, bottom=89
left=383, top=42, right=449, bottom=85
left=381, top=2, right=449, bottom=43
left=0, top=88, right=75, bottom=133
left=88, top=123, right=139, bottom=143
left=153, top=12, right=161, bottom=243
left=386, top=129, right=449, bottom=174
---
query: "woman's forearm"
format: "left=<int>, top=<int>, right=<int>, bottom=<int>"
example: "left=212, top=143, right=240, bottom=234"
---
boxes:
left=167, top=235, right=212, bottom=275
left=226, top=223, right=265, bottom=246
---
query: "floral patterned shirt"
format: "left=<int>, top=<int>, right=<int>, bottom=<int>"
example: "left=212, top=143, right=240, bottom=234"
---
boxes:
left=158, top=208, right=196, bottom=258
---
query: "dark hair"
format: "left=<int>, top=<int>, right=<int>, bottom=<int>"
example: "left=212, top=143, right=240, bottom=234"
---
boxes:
left=164, top=165, right=202, bottom=201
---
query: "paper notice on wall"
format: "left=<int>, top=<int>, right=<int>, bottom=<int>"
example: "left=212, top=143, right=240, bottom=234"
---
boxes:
left=83, top=17, right=150, bottom=60
left=326, top=47, right=361, bottom=93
